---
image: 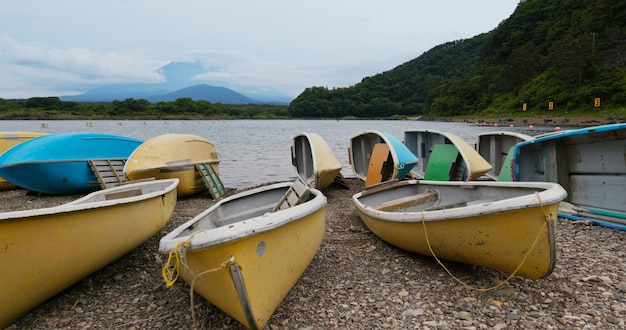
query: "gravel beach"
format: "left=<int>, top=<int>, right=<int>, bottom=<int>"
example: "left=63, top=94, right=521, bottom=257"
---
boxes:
left=2, top=178, right=626, bottom=330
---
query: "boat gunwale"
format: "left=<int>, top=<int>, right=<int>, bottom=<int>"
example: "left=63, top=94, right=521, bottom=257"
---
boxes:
left=0, top=158, right=135, bottom=168
left=0, top=133, right=143, bottom=166
left=159, top=181, right=326, bottom=252
left=517, top=123, right=626, bottom=147
left=476, top=131, right=534, bottom=141
left=0, top=178, right=179, bottom=221
left=292, top=132, right=320, bottom=182
left=353, top=179, right=567, bottom=222
left=125, top=159, right=221, bottom=174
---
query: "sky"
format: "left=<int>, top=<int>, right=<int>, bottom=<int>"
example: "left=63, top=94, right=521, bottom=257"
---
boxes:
left=0, top=0, right=520, bottom=100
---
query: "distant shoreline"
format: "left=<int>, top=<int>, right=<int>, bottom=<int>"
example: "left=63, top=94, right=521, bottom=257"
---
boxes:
left=2, top=115, right=623, bottom=128
left=428, top=115, right=622, bottom=128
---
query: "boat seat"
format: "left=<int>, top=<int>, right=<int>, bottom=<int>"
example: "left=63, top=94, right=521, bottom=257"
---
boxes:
left=424, top=144, right=463, bottom=181
left=427, top=199, right=494, bottom=210
left=372, top=191, right=439, bottom=212
left=104, top=188, right=142, bottom=201
left=213, top=205, right=274, bottom=227
left=365, top=143, right=393, bottom=187
left=272, top=179, right=311, bottom=212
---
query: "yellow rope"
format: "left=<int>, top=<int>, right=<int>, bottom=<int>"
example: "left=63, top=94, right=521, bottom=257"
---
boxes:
left=420, top=191, right=554, bottom=291
left=161, top=230, right=209, bottom=287
left=162, top=240, right=184, bottom=287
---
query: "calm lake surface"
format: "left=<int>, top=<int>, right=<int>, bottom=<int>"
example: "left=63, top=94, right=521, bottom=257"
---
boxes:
left=0, top=119, right=560, bottom=188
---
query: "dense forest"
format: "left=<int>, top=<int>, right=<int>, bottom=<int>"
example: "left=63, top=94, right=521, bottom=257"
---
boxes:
left=2, top=0, right=625, bottom=121
left=0, top=97, right=288, bottom=120
left=289, top=0, right=626, bottom=119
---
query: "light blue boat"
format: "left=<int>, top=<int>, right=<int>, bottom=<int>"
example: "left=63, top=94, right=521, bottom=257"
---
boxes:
left=511, top=123, right=626, bottom=230
left=0, top=132, right=143, bottom=195
left=348, top=130, right=418, bottom=186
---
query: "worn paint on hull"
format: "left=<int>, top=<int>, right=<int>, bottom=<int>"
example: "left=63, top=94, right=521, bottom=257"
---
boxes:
left=0, top=179, right=179, bottom=327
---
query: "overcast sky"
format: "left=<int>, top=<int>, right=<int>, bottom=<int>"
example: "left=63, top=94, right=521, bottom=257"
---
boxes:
left=0, top=0, right=519, bottom=99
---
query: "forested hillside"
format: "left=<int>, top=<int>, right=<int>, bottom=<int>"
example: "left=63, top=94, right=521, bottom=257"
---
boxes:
left=288, top=0, right=626, bottom=118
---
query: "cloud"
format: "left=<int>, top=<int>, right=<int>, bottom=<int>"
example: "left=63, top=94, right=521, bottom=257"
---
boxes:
left=0, top=0, right=519, bottom=99
left=0, top=35, right=165, bottom=97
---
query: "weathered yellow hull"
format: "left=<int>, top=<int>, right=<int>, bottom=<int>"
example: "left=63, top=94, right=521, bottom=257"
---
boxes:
left=181, top=208, right=324, bottom=328
left=124, top=134, right=220, bottom=197
left=127, top=165, right=209, bottom=197
left=0, top=179, right=179, bottom=327
left=292, top=132, right=343, bottom=190
left=0, top=132, right=48, bottom=190
left=353, top=180, right=567, bottom=279
left=160, top=182, right=326, bottom=329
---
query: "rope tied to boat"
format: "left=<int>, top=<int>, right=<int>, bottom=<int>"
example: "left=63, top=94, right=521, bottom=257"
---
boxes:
left=419, top=191, right=555, bottom=291
left=188, top=256, right=235, bottom=328
left=160, top=229, right=235, bottom=328
left=161, top=229, right=224, bottom=288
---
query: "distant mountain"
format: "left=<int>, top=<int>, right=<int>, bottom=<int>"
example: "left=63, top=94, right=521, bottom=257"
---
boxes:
left=60, top=61, right=292, bottom=104
left=147, top=84, right=256, bottom=103
left=60, top=83, right=257, bottom=104
left=60, top=84, right=172, bottom=102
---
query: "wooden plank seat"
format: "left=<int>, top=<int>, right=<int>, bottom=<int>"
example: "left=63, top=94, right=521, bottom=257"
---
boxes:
left=372, top=191, right=439, bottom=212
left=272, top=179, right=311, bottom=212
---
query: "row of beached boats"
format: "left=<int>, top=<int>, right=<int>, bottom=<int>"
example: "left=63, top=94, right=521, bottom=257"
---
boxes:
left=1, top=122, right=624, bottom=329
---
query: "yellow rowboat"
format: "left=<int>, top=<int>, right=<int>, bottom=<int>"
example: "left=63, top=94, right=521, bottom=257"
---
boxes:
left=0, top=178, right=179, bottom=328
left=160, top=180, right=326, bottom=329
left=291, top=132, right=348, bottom=190
left=404, top=129, right=492, bottom=181
left=124, top=134, right=221, bottom=198
left=0, top=132, right=48, bottom=190
left=352, top=179, right=567, bottom=279
left=475, top=131, right=533, bottom=180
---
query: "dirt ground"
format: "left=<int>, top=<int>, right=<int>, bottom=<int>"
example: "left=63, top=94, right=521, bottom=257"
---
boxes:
left=2, top=178, right=626, bottom=329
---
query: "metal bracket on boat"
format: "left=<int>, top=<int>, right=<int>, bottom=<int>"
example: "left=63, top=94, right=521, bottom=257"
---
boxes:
left=229, top=263, right=259, bottom=330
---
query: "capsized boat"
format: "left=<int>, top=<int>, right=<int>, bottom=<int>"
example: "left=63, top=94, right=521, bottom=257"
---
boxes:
left=352, top=179, right=567, bottom=279
left=0, top=132, right=143, bottom=195
left=159, top=180, right=326, bottom=329
left=0, top=131, right=48, bottom=190
left=476, top=131, right=533, bottom=180
left=512, top=123, right=626, bottom=229
left=403, top=129, right=492, bottom=181
left=291, top=132, right=348, bottom=190
left=0, top=178, right=179, bottom=328
left=348, top=130, right=419, bottom=187
left=124, top=133, right=222, bottom=198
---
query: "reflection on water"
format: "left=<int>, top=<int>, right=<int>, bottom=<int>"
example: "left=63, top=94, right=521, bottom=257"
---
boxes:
left=0, top=119, right=561, bottom=188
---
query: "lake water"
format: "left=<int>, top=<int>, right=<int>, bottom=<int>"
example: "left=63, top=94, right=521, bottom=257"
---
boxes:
left=0, top=119, right=560, bottom=188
